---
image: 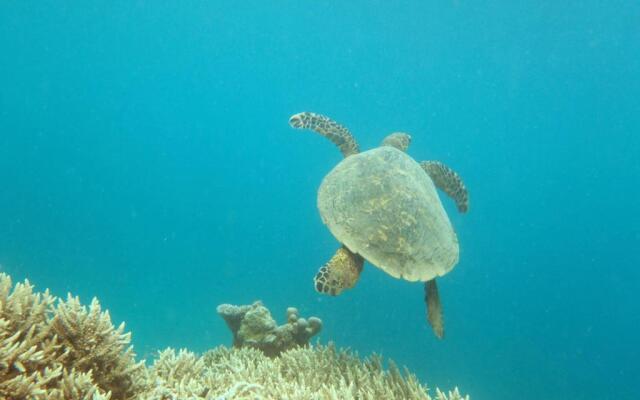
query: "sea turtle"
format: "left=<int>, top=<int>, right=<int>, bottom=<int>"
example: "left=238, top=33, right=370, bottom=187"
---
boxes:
left=289, top=112, right=469, bottom=338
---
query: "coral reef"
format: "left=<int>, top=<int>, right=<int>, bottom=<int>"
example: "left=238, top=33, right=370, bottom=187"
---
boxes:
left=141, top=344, right=469, bottom=400
left=0, top=272, right=469, bottom=400
left=0, top=273, right=146, bottom=400
left=217, top=301, right=322, bottom=357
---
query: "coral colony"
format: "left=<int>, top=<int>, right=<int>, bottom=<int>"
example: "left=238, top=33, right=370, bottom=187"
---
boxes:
left=217, top=301, right=322, bottom=357
left=0, top=273, right=468, bottom=399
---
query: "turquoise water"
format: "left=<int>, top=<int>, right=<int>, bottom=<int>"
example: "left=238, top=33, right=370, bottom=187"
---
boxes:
left=1, top=2, right=638, bottom=399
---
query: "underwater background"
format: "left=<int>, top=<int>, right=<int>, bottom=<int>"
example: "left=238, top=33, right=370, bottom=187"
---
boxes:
left=1, top=2, right=638, bottom=399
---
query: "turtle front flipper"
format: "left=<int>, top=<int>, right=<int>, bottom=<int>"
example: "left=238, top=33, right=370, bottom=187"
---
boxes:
left=425, top=279, right=444, bottom=339
left=381, top=132, right=412, bottom=152
left=314, top=246, right=364, bottom=296
left=289, top=112, right=360, bottom=157
left=420, top=161, right=469, bottom=213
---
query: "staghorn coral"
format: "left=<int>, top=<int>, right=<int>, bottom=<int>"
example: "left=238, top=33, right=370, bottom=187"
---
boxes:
left=142, top=348, right=208, bottom=399
left=45, top=369, right=112, bottom=400
left=142, top=344, right=469, bottom=400
left=0, top=273, right=144, bottom=400
left=0, top=272, right=469, bottom=400
left=217, top=301, right=322, bottom=357
left=49, top=294, right=146, bottom=399
left=435, top=387, right=469, bottom=400
left=0, top=274, right=67, bottom=399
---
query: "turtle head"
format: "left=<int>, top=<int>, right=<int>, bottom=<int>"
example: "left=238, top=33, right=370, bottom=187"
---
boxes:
left=381, top=132, right=412, bottom=152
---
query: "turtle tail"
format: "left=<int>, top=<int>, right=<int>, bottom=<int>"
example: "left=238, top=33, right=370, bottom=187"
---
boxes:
left=425, top=279, right=444, bottom=339
left=289, top=112, right=360, bottom=158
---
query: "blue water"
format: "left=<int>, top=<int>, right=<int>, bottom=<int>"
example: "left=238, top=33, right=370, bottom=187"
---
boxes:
left=1, top=2, right=638, bottom=399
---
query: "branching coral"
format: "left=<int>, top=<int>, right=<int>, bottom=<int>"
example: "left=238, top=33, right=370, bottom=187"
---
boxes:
left=142, top=348, right=208, bottom=399
left=0, top=274, right=68, bottom=399
left=46, top=369, right=112, bottom=400
left=0, top=272, right=469, bottom=400
left=145, top=344, right=469, bottom=400
left=0, top=273, right=144, bottom=400
left=49, top=294, right=146, bottom=399
left=435, top=387, right=468, bottom=400
left=217, top=301, right=322, bottom=357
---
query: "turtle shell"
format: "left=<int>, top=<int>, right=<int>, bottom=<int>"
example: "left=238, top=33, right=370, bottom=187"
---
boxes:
left=318, top=146, right=458, bottom=282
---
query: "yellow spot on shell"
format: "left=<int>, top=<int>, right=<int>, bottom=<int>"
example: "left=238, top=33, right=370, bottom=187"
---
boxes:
left=377, top=229, right=388, bottom=241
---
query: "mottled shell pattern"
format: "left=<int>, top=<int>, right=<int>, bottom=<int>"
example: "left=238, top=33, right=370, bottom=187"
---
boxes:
left=318, top=146, right=459, bottom=282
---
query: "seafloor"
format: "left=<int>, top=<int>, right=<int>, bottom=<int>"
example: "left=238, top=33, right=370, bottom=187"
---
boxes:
left=0, top=272, right=468, bottom=400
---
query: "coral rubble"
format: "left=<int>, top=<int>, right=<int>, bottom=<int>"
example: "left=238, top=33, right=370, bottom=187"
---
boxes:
left=217, top=301, right=322, bottom=357
left=0, top=272, right=469, bottom=400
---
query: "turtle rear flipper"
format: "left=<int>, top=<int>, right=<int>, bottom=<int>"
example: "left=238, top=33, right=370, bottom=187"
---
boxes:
left=289, top=112, right=360, bottom=157
left=421, top=161, right=469, bottom=213
left=381, top=132, right=411, bottom=152
left=314, top=246, right=364, bottom=296
left=425, top=279, right=444, bottom=339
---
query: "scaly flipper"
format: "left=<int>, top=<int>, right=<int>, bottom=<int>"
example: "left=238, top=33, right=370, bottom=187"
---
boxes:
left=289, top=112, right=360, bottom=157
left=420, top=161, right=469, bottom=213
left=381, top=132, right=412, bottom=152
left=314, top=246, right=364, bottom=296
left=425, top=279, right=444, bottom=339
